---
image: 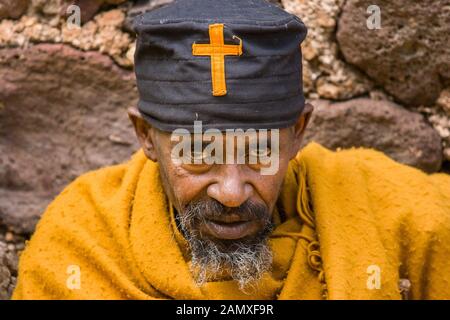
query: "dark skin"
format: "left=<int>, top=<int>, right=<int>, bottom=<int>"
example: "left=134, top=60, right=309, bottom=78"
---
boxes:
left=128, top=104, right=313, bottom=242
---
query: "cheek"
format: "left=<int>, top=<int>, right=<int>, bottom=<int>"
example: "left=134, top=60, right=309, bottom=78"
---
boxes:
left=254, top=176, right=284, bottom=208
left=157, top=146, right=202, bottom=206
left=253, top=158, right=290, bottom=209
left=165, top=165, right=209, bottom=207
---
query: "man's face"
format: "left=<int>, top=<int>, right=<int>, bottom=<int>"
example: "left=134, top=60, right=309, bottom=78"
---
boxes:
left=129, top=106, right=311, bottom=289
left=161, top=129, right=292, bottom=228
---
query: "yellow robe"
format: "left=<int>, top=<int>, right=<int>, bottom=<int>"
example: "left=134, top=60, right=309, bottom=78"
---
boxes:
left=12, top=143, right=450, bottom=299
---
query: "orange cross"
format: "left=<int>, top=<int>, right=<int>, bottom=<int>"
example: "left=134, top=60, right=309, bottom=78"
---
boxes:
left=192, top=24, right=243, bottom=96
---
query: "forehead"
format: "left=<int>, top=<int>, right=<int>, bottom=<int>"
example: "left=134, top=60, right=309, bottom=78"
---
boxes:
left=156, top=127, right=292, bottom=144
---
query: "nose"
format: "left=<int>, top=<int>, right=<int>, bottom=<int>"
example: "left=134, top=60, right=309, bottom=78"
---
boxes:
left=207, top=165, right=253, bottom=208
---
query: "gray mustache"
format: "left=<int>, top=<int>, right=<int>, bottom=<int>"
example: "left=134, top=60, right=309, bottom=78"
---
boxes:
left=182, top=198, right=269, bottom=223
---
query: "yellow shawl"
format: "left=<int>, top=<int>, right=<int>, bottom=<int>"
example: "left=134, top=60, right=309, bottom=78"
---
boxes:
left=13, top=143, right=450, bottom=299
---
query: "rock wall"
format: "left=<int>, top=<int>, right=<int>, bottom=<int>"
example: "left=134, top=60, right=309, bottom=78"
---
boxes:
left=0, top=0, right=449, bottom=299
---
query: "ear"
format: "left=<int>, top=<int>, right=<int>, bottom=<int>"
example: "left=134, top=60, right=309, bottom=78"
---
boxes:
left=127, top=106, right=158, bottom=162
left=290, top=103, right=314, bottom=159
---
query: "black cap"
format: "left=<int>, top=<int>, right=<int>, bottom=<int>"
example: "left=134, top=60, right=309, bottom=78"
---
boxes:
left=133, top=0, right=307, bottom=132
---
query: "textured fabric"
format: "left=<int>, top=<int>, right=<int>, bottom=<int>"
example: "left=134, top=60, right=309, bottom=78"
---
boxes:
left=13, top=143, right=450, bottom=299
left=133, top=0, right=307, bottom=132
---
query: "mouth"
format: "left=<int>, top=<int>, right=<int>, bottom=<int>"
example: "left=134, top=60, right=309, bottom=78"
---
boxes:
left=201, top=217, right=261, bottom=240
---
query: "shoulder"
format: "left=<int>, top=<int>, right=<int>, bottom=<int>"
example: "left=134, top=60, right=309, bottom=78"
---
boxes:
left=297, top=142, right=448, bottom=195
left=14, top=150, right=149, bottom=298
left=297, top=142, right=450, bottom=236
left=19, top=149, right=148, bottom=265
left=35, top=149, right=148, bottom=234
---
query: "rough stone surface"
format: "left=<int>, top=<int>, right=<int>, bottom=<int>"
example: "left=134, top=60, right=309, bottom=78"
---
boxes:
left=0, top=239, right=18, bottom=300
left=27, top=0, right=63, bottom=24
left=66, top=0, right=103, bottom=24
left=0, top=44, right=139, bottom=234
left=337, top=0, right=450, bottom=107
left=437, top=88, right=450, bottom=116
left=420, top=103, right=450, bottom=162
left=0, top=0, right=29, bottom=19
left=0, top=8, right=134, bottom=68
left=61, top=0, right=129, bottom=24
left=303, top=99, right=443, bottom=172
left=282, top=0, right=372, bottom=100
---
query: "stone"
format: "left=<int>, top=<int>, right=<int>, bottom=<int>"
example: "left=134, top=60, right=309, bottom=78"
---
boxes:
left=66, top=0, right=103, bottom=24
left=282, top=0, right=372, bottom=100
left=0, top=240, right=18, bottom=300
left=0, top=8, right=134, bottom=68
left=4, top=232, right=13, bottom=242
left=0, top=0, right=29, bottom=19
left=30, top=0, right=128, bottom=23
left=29, top=0, right=63, bottom=22
left=60, top=9, right=133, bottom=67
left=303, top=98, right=443, bottom=172
left=337, top=0, right=450, bottom=107
left=0, top=264, right=11, bottom=300
left=444, top=149, right=450, bottom=163
left=95, top=7, right=125, bottom=27
left=0, top=44, right=140, bottom=235
left=420, top=105, right=450, bottom=163
left=28, top=0, right=98, bottom=26
left=437, top=88, right=450, bottom=116
left=104, top=0, right=127, bottom=4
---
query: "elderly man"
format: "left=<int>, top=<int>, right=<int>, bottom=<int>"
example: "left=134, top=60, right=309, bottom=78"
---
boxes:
left=13, top=0, right=450, bottom=300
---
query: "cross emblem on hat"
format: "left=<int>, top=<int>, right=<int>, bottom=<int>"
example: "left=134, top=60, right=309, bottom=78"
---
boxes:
left=192, top=24, right=243, bottom=97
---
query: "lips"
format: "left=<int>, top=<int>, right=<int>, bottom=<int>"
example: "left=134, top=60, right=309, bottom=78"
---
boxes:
left=202, top=218, right=261, bottom=240
left=207, top=213, right=250, bottom=224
